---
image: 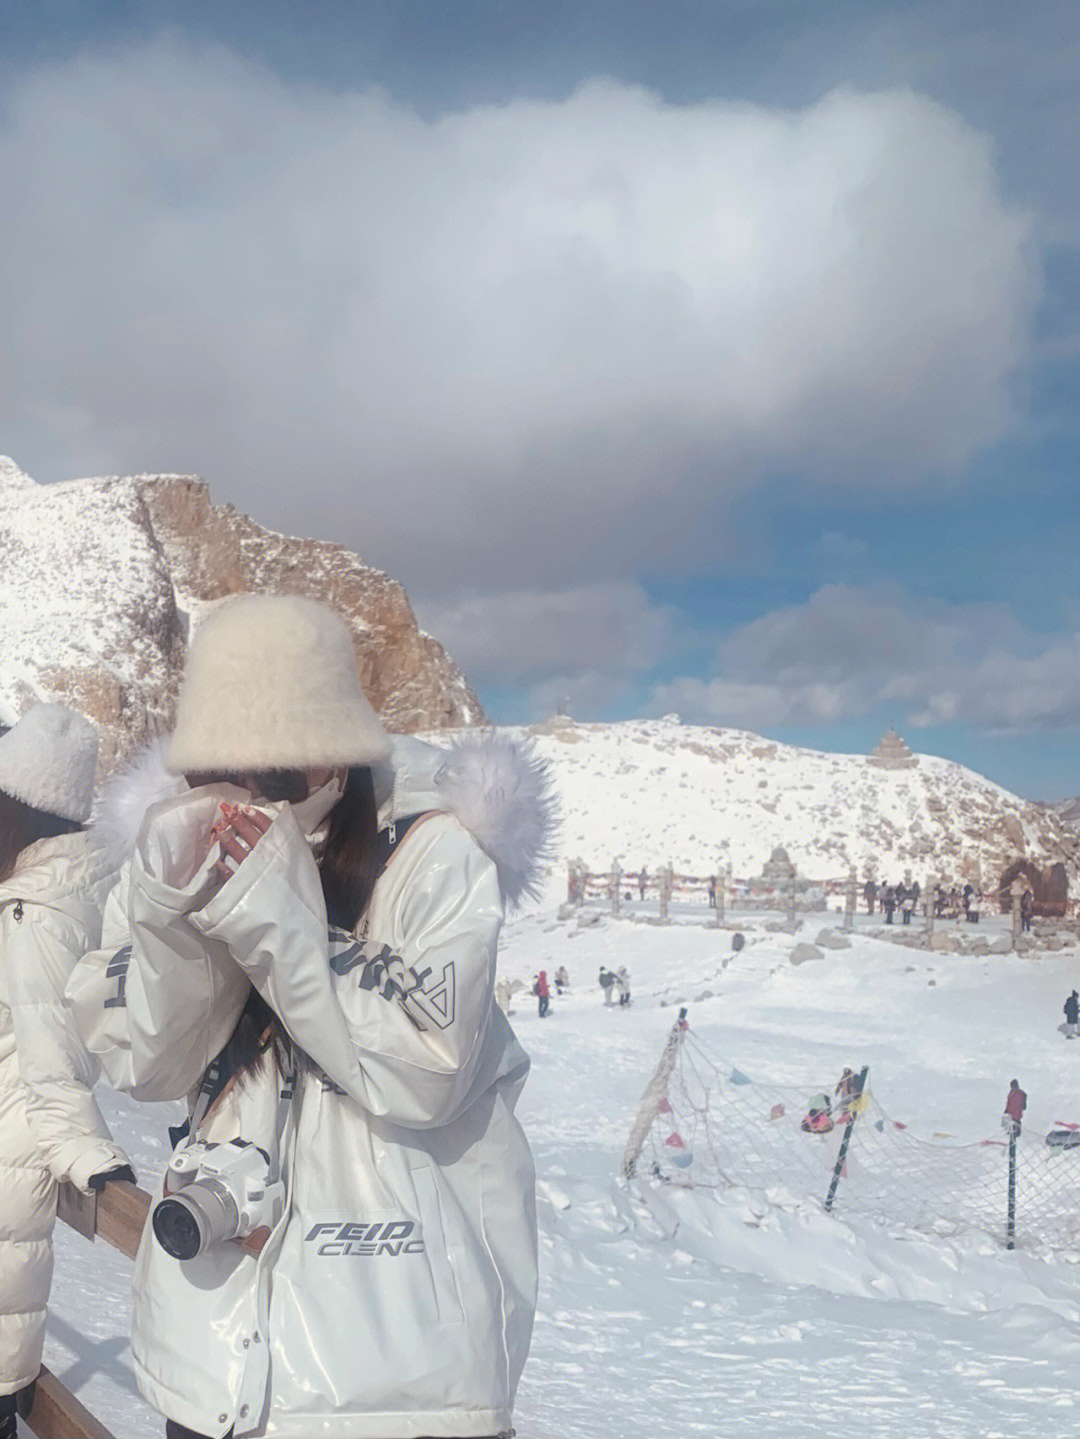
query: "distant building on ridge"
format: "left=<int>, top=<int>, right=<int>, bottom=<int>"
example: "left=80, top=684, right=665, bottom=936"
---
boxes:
left=868, top=727, right=918, bottom=770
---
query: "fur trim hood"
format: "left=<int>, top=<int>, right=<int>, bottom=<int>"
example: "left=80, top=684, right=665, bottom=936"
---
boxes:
left=94, top=730, right=558, bottom=910
left=375, top=731, right=558, bottom=907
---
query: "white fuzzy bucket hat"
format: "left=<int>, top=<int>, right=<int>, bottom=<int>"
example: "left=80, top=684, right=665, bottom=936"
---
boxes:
left=166, top=594, right=392, bottom=775
left=0, top=702, right=99, bottom=822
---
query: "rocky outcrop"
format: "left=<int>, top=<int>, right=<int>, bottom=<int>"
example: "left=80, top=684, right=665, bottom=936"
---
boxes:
left=0, top=461, right=484, bottom=774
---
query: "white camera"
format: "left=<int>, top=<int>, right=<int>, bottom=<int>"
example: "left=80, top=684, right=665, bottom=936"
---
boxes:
left=152, top=1138, right=284, bottom=1261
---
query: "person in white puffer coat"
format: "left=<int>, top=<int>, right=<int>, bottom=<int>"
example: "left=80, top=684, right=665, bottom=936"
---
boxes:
left=0, top=705, right=133, bottom=1438
left=67, top=596, right=553, bottom=1439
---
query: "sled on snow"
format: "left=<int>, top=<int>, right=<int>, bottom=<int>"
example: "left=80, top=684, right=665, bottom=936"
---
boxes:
left=1045, top=1129, right=1080, bottom=1149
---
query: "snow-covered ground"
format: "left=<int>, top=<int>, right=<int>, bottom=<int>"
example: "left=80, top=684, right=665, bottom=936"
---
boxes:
left=43, top=899, right=1080, bottom=1438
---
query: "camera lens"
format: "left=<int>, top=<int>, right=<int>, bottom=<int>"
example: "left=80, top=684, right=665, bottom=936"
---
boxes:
left=153, top=1197, right=204, bottom=1260
left=152, top=1182, right=240, bottom=1260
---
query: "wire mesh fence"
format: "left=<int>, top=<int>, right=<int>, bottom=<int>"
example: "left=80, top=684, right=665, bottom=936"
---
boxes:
left=636, top=1029, right=1080, bottom=1251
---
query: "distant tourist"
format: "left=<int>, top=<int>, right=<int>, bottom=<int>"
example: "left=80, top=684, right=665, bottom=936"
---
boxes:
left=615, top=966, right=632, bottom=1007
left=599, top=966, right=616, bottom=1006
left=554, top=964, right=569, bottom=996
left=834, top=1068, right=858, bottom=1112
left=864, top=879, right=877, bottom=915
left=1064, top=990, right=1079, bottom=1039
left=968, top=887, right=982, bottom=924
left=1002, top=1079, right=1027, bottom=1137
left=881, top=884, right=896, bottom=924
left=638, top=866, right=648, bottom=901
left=1021, top=889, right=1035, bottom=933
left=801, top=1092, right=834, bottom=1133
left=534, top=969, right=550, bottom=1018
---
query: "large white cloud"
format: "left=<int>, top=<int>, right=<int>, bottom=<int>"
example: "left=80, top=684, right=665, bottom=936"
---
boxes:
left=647, top=587, right=1080, bottom=733
left=1, top=39, right=1036, bottom=590
left=416, top=581, right=684, bottom=685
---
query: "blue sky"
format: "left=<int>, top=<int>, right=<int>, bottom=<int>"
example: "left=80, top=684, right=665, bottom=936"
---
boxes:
left=2, top=1, right=1077, bottom=798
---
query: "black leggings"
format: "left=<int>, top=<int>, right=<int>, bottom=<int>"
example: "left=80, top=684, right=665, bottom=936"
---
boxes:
left=0, top=1382, right=35, bottom=1423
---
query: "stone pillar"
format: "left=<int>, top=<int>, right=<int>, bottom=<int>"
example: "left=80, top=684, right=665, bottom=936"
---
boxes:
left=843, top=868, right=857, bottom=932
left=659, top=864, right=673, bottom=923
left=1011, top=878, right=1024, bottom=944
left=611, top=861, right=622, bottom=917
left=786, top=865, right=798, bottom=924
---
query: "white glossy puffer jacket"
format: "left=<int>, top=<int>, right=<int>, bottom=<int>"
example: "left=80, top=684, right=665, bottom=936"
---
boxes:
left=0, top=832, right=129, bottom=1396
left=68, top=734, right=553, bottom=1438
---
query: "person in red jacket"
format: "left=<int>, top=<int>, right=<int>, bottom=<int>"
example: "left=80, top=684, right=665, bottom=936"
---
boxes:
left=535, top=969, right=550, bottom=1018
left=1003, top=1079, right=1027, bottom=1136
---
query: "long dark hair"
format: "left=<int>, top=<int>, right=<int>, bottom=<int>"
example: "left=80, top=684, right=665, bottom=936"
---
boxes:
left=0, top=789, right=82, bottom=885
left=215, top=765, right=380, bottom=1087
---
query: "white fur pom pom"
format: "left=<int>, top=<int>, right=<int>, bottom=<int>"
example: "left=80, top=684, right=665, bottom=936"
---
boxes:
left=435, top=732, right=559, bottom=908
left=91, top=738, right=185, bottom=870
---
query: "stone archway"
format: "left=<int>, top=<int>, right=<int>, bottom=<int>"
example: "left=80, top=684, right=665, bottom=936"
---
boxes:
left=997, top=859, right=1069, bottom=917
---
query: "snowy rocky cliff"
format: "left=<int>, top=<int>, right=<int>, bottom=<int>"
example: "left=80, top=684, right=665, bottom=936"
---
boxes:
left=1050, top=796, right=1080, bottom=828
left=506, top=715, right=1080, bottom=888
left=0, top=458, right=483, bottom=770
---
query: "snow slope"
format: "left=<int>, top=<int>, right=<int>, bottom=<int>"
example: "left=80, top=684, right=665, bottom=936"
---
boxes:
left=506, top=716, right=1079, bottom=893
left=44, top=900, right=1080, bottom=1439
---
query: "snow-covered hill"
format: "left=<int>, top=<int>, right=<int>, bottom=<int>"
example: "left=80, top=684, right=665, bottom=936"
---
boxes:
left=502, top=715, right=1079, bottom=889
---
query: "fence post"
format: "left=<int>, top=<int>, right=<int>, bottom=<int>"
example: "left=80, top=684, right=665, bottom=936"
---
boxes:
left=1011, top=879, right=1023, bottom=944
left=1007, top=1126, right=1017, bottom=1249
left=26, top=1366, right=116, bottom=1439
left=843, top=868, right=857, bottom=932
left=824, top=1065, right=869, bottom=1212
left=622, top=1008, right=689, bottom=1179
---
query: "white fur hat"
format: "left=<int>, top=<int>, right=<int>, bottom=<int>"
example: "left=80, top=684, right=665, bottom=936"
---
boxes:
left=166, top=594, right=392, bottom=775
left=0, top=703, right=99, bottom=822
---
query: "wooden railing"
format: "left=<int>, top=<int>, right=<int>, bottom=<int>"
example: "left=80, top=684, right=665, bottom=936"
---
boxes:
left=32, top=1176, right=268, bottom=1438
left=26, top=1180, right=152, bottom=1438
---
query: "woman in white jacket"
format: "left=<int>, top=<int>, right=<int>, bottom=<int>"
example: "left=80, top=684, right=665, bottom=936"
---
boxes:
left=0, top=704, right=133, bottom=1438
left=68, top=596, right=550, bottom=1439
